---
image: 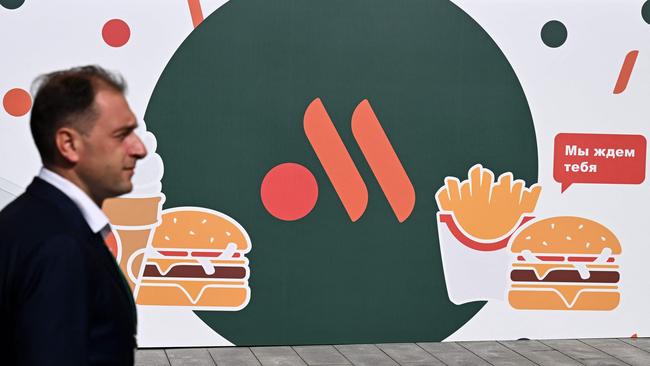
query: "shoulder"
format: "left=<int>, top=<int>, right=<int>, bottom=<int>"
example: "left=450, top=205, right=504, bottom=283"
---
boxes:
left=0, top=191, right=91, bottom=269
left=0, top=193, right=68, bottom=241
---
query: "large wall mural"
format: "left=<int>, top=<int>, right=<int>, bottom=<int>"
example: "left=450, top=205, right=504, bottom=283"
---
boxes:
left=1, top=0, right=648, bottom=347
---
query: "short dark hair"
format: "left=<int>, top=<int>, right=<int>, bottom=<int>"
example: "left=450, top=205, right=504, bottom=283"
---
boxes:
left=30, top=65, right=127, bottom=165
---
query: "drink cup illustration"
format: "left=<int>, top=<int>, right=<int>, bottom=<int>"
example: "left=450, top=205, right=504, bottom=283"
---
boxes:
left=102, top=194, right=165, bottom=291
left=434, top=164, right=541, bottom=304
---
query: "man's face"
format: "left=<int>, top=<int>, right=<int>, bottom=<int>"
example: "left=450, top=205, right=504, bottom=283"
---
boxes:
left=75, top=87, right=146, bottom=203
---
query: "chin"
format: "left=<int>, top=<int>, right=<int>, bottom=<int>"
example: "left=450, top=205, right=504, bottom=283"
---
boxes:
left=111, top=183, right=133, bottom=198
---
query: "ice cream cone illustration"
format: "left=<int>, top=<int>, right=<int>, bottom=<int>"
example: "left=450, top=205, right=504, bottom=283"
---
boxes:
left=103, top=194, right=165, bottom=291
left=100, top=131, right=166, bottom=290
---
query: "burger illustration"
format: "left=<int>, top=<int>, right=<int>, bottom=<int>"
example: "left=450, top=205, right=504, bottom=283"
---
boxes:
left=130, top=207, right=251, bottom=310
left=508, top=216, right=621, bottom=311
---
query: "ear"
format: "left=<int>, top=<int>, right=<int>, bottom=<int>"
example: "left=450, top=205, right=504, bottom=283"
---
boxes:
left=54, top=127, right=83, bottom=164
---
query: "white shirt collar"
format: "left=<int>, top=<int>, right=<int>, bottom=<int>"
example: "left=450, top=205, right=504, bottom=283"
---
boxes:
left=38, top=167, right=110, bottom=235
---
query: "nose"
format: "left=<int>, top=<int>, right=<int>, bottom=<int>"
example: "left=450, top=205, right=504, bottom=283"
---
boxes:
left=130, top=133, right=148, bottom=159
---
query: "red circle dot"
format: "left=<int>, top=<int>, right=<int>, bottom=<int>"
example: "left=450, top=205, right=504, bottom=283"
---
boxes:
left=104, top=231, right=119, bottom=260
left=3, top=88, right=32, bottom=117
left=102, top=19, right=130, bottom=47
left=261, top=163, right=318, bottom=221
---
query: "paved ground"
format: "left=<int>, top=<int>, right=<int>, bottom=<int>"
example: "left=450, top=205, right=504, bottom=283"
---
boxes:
left=135, top=338, right=650, bottom=365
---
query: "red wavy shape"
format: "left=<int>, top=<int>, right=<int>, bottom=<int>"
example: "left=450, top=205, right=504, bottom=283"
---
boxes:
left=439, top=213, right=534, bottom=252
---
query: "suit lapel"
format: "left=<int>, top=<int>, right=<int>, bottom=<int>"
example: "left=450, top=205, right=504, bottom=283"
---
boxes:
left=27, top=178, right=137, bottom=326
left=91, top=232, right=137, bottom=326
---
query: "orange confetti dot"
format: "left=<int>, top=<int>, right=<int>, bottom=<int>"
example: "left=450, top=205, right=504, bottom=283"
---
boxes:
left=3, top=88, right=32, bottom=117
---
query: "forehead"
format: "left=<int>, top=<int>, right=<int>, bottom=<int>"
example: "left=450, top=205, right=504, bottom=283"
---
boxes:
left=93, top=87, right=136, bottom=128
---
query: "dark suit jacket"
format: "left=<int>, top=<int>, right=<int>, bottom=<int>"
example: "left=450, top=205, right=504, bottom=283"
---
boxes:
left=0, top=177, right=137, bottom=366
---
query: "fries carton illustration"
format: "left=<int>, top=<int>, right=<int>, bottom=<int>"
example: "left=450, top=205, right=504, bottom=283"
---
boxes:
left=435, top=164, right=541, bottom=304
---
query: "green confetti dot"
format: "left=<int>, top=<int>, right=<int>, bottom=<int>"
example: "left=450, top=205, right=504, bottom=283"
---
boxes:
left=0, top=0, right=25, bottom=10
left=541, top=20, right=567, bottom=48
left=642, top=1, right=650, bottom=25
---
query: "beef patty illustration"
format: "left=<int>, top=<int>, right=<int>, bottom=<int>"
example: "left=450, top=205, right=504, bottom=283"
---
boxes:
left=509, top=216, right=621, bottom=311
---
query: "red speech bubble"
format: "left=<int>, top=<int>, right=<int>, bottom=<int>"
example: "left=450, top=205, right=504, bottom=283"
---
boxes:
left=554, top=133, right=646, bottom=192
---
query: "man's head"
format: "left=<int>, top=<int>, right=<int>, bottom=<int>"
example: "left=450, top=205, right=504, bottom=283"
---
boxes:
left=30, top=66, right=147, bottom=205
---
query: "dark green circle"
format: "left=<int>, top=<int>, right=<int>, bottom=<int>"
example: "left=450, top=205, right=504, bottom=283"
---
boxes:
left=642, top=1, right=650, bottom=25
left=146, top=0, right=538, bottom=345
left=541, top=20, right=567, bottom=48
left=0, top=0, right=25, bottom=10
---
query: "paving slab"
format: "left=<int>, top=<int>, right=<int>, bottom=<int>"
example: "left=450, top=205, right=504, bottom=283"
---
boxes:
left=620, top=338, right=650, bottom=352
left=166, top=348, right=216, bottom=366
left=376, top=343, right=444, bottom=365
left=251, top=346, right=308, bottom=366
left=135, top=349, right=171, bottom=366
left=208, top=347, right=262, bottom=366
left=500, top=340, right=580, bottom=365
left=517, top=349, right=582, bottom=366
left=335, top=344, right=399, bottom=366
left=581, top=339, right=650, bottom=366
left=499, top=340, right=551, bottom=353
left=417, top=342, right=490, bottom=366
left=540, top=339, right=620, bottom=363
left=459, top=341, right=537, bottom=366
left=293, top=345, right=351, bottom=365
left=580, top=359, right=632, bottom=366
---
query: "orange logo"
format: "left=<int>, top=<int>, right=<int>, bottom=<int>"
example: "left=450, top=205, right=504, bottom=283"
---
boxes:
left=261, top=98, right=415, bottom=222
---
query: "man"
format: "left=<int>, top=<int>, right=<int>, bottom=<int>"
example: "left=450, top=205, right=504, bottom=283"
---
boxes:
left=0, top=66, right=146, bottom=365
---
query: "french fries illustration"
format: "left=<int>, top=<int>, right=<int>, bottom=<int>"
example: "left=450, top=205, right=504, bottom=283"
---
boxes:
left=435, top=164, right=542, bottom=304
left=436, top=164, right=541, bottom=241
